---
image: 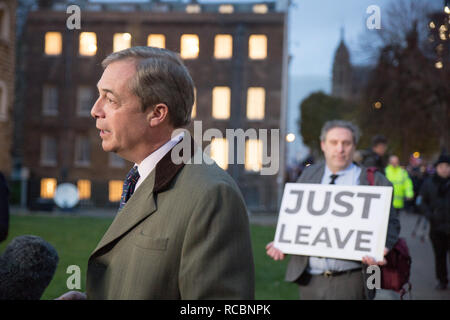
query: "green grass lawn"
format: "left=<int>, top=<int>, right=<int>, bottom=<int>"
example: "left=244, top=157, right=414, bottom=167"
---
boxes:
left=0, top=214, right=298, bottom=300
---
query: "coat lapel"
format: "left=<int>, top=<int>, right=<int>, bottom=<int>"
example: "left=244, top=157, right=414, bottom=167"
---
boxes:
left=90, top=169, right=157, bottom=258
left=312, top=164, right=325, bottom=183
left=90, top=134, right=197, bottom=259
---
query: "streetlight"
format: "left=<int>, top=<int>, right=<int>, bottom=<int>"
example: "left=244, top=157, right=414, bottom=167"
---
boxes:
left=286, top=133, right=296, bottom=143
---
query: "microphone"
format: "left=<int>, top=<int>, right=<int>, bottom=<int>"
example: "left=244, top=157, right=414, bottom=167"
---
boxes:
left=0, top=235, right=59, bottom=300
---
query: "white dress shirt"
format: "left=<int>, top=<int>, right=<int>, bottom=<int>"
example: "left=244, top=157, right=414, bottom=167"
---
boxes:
left=307, top=162, right=363, bottom=274
left=134, top=132, right=185, bottom=192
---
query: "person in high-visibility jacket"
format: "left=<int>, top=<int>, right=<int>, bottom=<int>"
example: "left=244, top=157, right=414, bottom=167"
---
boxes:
left=385, top=155, right=414, bottom=211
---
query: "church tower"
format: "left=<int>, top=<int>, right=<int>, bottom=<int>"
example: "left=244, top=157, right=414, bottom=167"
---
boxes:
left=331, top=28, right=352, bottom=99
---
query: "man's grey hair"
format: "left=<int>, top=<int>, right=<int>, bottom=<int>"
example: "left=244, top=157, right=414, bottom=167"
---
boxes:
left=319, top=120, right=361, bottom=145
left=102, top=46, right=195, bottom=128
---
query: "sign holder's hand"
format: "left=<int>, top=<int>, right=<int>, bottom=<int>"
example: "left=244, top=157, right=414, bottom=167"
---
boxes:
left=266, top=241, right=285, bottom=261
left=362, top=248, right=388, bottom=266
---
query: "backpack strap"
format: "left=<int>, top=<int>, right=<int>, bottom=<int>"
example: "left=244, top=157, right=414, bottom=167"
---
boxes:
left=366, top=167, right=378, bottom=186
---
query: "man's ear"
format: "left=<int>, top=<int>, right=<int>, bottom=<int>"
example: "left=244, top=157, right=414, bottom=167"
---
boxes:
left=147, top=103, right=169, bottom=127
left=320, top=140, right=325, bottom=153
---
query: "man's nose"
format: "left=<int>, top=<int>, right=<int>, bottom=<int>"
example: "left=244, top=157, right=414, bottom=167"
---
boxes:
left=91, top=97, right=104, bottom=119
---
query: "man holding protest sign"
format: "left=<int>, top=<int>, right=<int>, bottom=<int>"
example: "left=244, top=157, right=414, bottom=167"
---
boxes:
left=266, top=120, right=400, bottom=299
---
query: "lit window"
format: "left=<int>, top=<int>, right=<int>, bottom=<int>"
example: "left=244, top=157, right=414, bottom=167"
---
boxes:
left=0, top=80, right=7, bottom=121
left=40, top=178, right=57, bottom=199
left=214, top=34, right=233, bottom=59
left=44, top=32, right=62, bottom=55
left=113, top=33, right=132, bottom=52
left=79, top=32, right=97, bottom=56
left=210, top=138, right=229, bottom=170
left=74, top=136, right=91, bottom=167
left=180, top=34, right=199, bottom=59
left=77, top=180, right=91, bottom=200
left=245, top=139, right=263, bottom=172
left=212, top=86, right=230, bottom=119
left=40, top=136, right=57, bottom=167
left=42, top=85, right=58, bottom=116
left=219, top=5, right=234, bottom=14
left=147, top=34, right=165, bottom=49
left=253, top=4, right=268, bottom=14
left=246, top=87, right=265, bottom=120
left=191, top=87, right=197, bottom=119
left=76, top=86, right=94, bottom=116
left=186, top=4, right=201, bottom=14
left=109, top=152, right=125, bottom=168
left=249, top=34, right=267, bottom=60
left=109, top=180, right=123, bottom=202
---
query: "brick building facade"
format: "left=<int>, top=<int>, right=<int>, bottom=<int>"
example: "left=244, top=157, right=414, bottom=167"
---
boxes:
left=23, top=1, right=287, bottom=212
left=0, top=0, right=16, bottom=176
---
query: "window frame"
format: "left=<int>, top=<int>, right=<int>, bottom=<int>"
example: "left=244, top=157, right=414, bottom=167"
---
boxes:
left=40, top=135, right=58, bottom=167
left=0, top=4, right=10, bottom=42
left=0, top=80, right=7, bottom=121
left=74, top=136, right=91, bottom=167
left=42, top=84, right=59, bottom=116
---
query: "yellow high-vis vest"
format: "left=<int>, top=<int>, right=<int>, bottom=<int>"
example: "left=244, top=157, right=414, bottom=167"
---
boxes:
left=385, top=164, right=414, bottom=209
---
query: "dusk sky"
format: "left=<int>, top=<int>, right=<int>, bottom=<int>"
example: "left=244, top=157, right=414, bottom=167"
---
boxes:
left=285, top=0, right=442, bottom=164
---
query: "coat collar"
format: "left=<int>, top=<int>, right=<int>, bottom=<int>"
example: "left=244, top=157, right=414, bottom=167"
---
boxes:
left=90, top=133, right=197, bottom=259
left=153, top=133, right=196, bottom=193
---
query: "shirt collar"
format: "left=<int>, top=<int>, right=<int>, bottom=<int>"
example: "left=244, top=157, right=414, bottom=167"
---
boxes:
left=324, top=162, right=356, bottom=178
left=134, top=131, right=185, bottom=190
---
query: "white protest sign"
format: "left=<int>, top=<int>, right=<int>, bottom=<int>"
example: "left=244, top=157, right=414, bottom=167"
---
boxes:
left=274, top=183, right=393, bottom=262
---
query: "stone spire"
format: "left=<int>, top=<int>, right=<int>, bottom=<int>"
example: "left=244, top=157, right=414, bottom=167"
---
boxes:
left=332, top=26, right=352, bottom=99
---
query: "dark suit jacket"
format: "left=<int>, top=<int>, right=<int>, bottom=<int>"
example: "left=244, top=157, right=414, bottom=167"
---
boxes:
left=0, top=172, right=9, bottom=242
left=284, top=163, right=400, bottom=298
left=86, top=137, right=255, bottom=299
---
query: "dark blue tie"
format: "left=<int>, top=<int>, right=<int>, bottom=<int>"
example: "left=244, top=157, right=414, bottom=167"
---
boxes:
left=119, top=166, right=140, bottom=210
left=329, top=174, right=339, bottom=184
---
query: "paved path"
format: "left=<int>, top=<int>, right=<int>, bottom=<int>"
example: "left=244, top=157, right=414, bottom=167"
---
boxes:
left=396, top=211, right=449, bottom=300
